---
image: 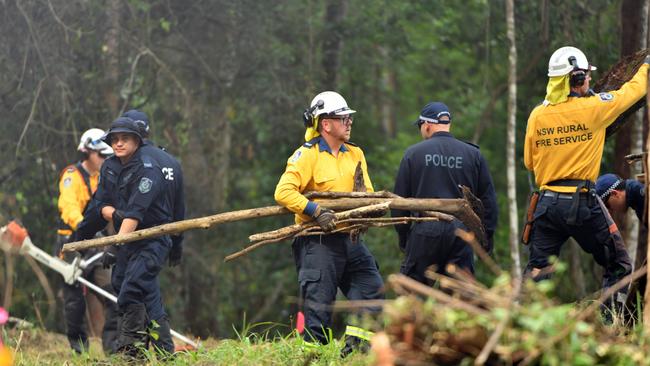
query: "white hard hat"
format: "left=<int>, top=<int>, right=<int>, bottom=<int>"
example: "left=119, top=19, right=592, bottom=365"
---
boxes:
left=547, top=46, right=597, bottom=77
left=78, top=128, right=114, bottom=155
left=310, top=91, right=356, bottom=118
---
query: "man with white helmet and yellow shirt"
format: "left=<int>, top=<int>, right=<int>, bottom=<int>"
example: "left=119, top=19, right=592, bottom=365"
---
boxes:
left=275, top=91, right=384, bottom=356
left=56, top=128, right=118, bottom=353
left=523, top=46, right=648, bottom=308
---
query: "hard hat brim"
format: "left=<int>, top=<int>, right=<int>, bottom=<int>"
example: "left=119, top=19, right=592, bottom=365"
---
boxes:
left=332, top=108, right=356, bottom=115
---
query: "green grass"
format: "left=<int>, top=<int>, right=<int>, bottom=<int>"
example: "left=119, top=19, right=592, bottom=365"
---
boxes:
left=8, top=325, right=373, bottom=365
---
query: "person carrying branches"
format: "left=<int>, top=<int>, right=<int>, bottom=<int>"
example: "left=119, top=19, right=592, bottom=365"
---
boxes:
left=274, top=91, right=384, bottom=356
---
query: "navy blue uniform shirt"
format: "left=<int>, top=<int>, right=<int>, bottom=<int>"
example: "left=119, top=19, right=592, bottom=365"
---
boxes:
left=392, top=131, right=498, bottom=249
left=140, top=140, right=185, bottom=246
left=626, top=179, right=645, bottom=222
left=92, top=148, right=174, bottom=231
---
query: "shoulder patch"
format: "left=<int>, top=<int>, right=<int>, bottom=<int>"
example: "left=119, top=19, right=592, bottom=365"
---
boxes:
left=138, top=177, right=153, bottom=193
left=462, top=140, right=480, bottom=149
left=66, top=167, right=76, bottom=173
left=63, top=177, right=72, bottom=188
left=598, top=92, right=614, bottom=102
left=289, top=150, right=302, bottom=163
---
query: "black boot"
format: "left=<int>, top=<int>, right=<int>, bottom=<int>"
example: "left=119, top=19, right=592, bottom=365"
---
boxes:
left=150, top=317, right=175, bottom=358
left=340, top=335, right=370, bottom=358
left=117, top=303, right=148, bottom=359
left=63, top=283, right=88, bottom=354
left=102, top=298, right=120, bottom=355
left=69, top=337, right=89, bottom=354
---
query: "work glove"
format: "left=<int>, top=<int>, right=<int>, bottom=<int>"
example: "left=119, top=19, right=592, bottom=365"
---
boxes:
left=112, top=210, right=125, bottom=232
left=168, top=242, right=183, bottom=267
left=102, top=246, right=118, bottom=269
left=645, top=54, right=650, bottom=65
left=313, top=206, right=336, bottom=232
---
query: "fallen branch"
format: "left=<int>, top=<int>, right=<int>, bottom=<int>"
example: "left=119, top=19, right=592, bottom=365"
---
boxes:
left=521, top=265, right=647, bottom=365
left=304, top=190, right=398, bottom=199
left=475, top=277, right=522, bottom=365
left=455, top=228, right=502, bottom=275
left=63, top=197, right=471, bottom=252
left=224, top=216, right=446, bottom=262
left=63, top=205, right=290, bottom=252
left=387, top=273, right=489, bottom=316
left=248, top=202, right=391, bottom=242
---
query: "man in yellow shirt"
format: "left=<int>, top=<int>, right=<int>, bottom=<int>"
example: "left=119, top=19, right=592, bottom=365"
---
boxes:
left=523, top=47, right=648, bottom=306
left=275, top=91, right=383, bottom=355
left=56, top=128, right=118, bottom=353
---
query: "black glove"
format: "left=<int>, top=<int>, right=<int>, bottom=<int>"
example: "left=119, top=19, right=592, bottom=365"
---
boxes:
left=101, top=246, right=118, bottom=269
left=112, top=210, right=125, bottom=232
left=168, top=242, right=182, bottom=267
left=313, top=206, right=336, bottom=232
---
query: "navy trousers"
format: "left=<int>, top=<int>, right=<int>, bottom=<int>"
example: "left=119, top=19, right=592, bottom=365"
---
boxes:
left=400, top=220, right=475, bottom=285
left=525, top=191, right=632, bottom=288
left=292, top=234, right=384, bottom=344
left=112, top=238, right=170, bottom=322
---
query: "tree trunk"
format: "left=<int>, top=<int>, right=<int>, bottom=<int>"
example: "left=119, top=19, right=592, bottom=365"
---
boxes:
left=615, top=0, right=647, bottom=239
left=321, top=0, right=347, bottom=89
left=505, top=0, right=521, bottom=280
left=631, top=0, right=650, bottom=266
left=637, top=129, right=650, bottom=336
left=103, top=0, right=121, bottom=114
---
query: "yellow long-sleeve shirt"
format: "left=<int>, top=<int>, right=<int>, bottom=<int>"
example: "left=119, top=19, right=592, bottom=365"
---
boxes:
left=57, top=163, right=99, bottom=234
left=524, top=63, right=649, bottom=193
left=275, top=138, right=374, bottom=224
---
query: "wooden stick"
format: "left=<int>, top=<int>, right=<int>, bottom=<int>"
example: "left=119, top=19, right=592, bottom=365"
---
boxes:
left=455, top=228, right=502, bottom=276
left=224, top=216, right=444, bottom=262
left=303, top=190, right=399, bottom=199
left=63, top=205, right=290, bottom=252
left=248, top=202, right=390, bottom=242
left=63, top=197, right=468, bottom=252
left=475, top=278, right=522, bottom=365
left=521, top=265, right=646, bottom=365
left=226, top=204, right=391, bottom=262
left=387, top=274, right=489, bottom=316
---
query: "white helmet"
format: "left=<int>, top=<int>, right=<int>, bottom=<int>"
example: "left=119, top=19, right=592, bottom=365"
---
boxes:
left=547, top=46, right=597, bottom=77
left=310, top=91, right=356, bottom=118
left=78, top=128, right=113, bottom=155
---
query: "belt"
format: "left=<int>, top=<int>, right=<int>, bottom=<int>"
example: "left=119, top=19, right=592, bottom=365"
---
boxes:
left=545, top=179, right=595, bottom=225
left=542, top=191, right=574, bottom=199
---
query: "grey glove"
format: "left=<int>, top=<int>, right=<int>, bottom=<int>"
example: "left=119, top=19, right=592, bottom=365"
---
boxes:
left=645, top=54, right=650, bottom=65
left=313, top=206, right=336, bottom=232
left=102, top=246, right=118, bottom=269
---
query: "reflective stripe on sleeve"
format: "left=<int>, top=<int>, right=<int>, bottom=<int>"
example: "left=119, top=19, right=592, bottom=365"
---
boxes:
left=344, top=325, right=374, bottom=341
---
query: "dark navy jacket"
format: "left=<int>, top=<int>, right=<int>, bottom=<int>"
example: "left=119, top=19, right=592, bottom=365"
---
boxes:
left=77, top=142, right=184, bottom=244
left=626, top=179, right=645, bottom=223
left=140, top=140, right=185, bottom=247
left=392, top=131, right=498, bottom=250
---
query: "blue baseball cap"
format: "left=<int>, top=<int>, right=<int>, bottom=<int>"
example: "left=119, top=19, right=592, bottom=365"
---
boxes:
left=596, top=173, right=624, bottom=200
left=413, top=102, right=452, bottom=126
left=122, top=109, right=150, bottom=137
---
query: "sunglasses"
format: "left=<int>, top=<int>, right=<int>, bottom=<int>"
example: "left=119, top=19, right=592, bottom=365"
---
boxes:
left=325, top=115, right=353, bottom=127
